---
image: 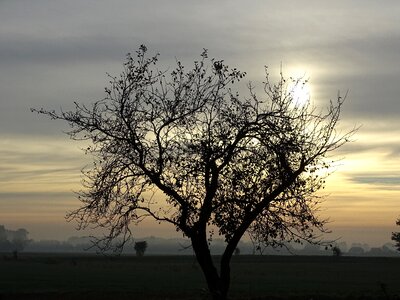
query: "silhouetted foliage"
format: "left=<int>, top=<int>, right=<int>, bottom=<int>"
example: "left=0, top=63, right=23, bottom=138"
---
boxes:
left=0, top=225, right=30, bottom=259
left=33, top=45, right=355, bottom=300
left=392, top=218, right=400, bottom=252
left=134, top=241, right=147, bottom=256
left=0, top=225, right=11, bottom=252
left=11, top=228, right=30, bottom=260
left=332, top=246, right=342, bottom=257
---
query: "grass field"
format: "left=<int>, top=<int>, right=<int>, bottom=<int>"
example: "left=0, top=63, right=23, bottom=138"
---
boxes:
left=1, top=254, right=400, bottom=299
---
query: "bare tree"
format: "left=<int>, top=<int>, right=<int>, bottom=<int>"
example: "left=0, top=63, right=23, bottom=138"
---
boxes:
left=33, top=45, right=354, bottom=300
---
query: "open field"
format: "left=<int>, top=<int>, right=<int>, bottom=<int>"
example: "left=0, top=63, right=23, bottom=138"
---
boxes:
left=1, top=254, right=400, bottom=299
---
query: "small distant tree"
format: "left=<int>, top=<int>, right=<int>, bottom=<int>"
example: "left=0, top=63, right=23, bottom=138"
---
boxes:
left=332, top=246, right=342, bottom=257
left=0, top=225, right=11, bottom=253
left=10, top=228, right=31, bottom=260
left=347, top=246, right=365, bottom=256
left=0, top=225, right=6, bottom=241
left=33, top=45, right=355, bottom=300
left=134, top=241, right=147, bottom=257
left=0, top=226, right=31, bottom=259
left=391, top=217, right=400, bottom=251
left=234, top=247, right=240, bottom=256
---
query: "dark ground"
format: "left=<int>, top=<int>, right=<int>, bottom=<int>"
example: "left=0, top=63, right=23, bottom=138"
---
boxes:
left=1, top=254, right=399, bottom=299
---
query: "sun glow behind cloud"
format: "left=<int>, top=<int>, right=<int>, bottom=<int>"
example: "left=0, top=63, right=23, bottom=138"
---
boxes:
left=285, top=68, right=312, bottom=107
left=289, top=81, right=311, bottom=107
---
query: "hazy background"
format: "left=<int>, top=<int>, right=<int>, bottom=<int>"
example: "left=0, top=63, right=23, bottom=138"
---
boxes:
left=1, top=0, right=400, bottom=247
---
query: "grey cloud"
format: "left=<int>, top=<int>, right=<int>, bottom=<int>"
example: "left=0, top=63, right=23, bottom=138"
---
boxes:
left=0, top=166, right=80, bottom=183
left=0, top=35, right=131, bottom=66
left=351, top=176, right=400, bottom=188
left=0, top=1, right=249, bottom=67
left=1, top=0, right=400, bottom=143
left=0, top=191, right=74, bottom=201
left=337, top=121, right=400, bottom=155
left=338, top=142, right=400, bottom=158
left=0, top=139, right=85, bottom=185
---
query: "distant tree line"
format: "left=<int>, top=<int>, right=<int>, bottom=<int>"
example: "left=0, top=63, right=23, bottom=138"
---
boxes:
left=24, top=236, right=150, bottom=255
left=28, top=238, right=398, bottom=257
left=1, top=223, right=399, bottom=257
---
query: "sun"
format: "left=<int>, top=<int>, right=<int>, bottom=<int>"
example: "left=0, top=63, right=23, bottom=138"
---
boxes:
left=286, top=69, right=312, bottom=106
left=287, top=78, right=311, bottom=106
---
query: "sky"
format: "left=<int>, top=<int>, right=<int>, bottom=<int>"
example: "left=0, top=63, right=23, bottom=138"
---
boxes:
left=1, top=0, right=400, bottom=247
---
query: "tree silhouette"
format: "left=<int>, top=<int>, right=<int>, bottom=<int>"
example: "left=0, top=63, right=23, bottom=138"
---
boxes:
left=134, top=241, right=147, bottom=256
left=332, top=246, right=342, bottom=257
left=0, top=225, right=11, bottom=252
left=10, top=228, right=30, bottom=260
left=392, top=218, right=400, bottom=251
left=0, top=226, right=30, bottom=259
left=33, top=45, right=354, bottom=300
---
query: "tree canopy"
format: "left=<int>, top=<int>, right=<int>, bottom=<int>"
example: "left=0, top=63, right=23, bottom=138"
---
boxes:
left=134, top=241, right=148, bottom=257
left=33, top=45, right=354, bottom=300
left=0, top=225, right=30, bottom=259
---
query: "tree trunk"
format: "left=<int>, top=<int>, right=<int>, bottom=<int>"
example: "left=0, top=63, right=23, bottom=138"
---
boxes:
left=191, top=233, right=229, bottom=300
